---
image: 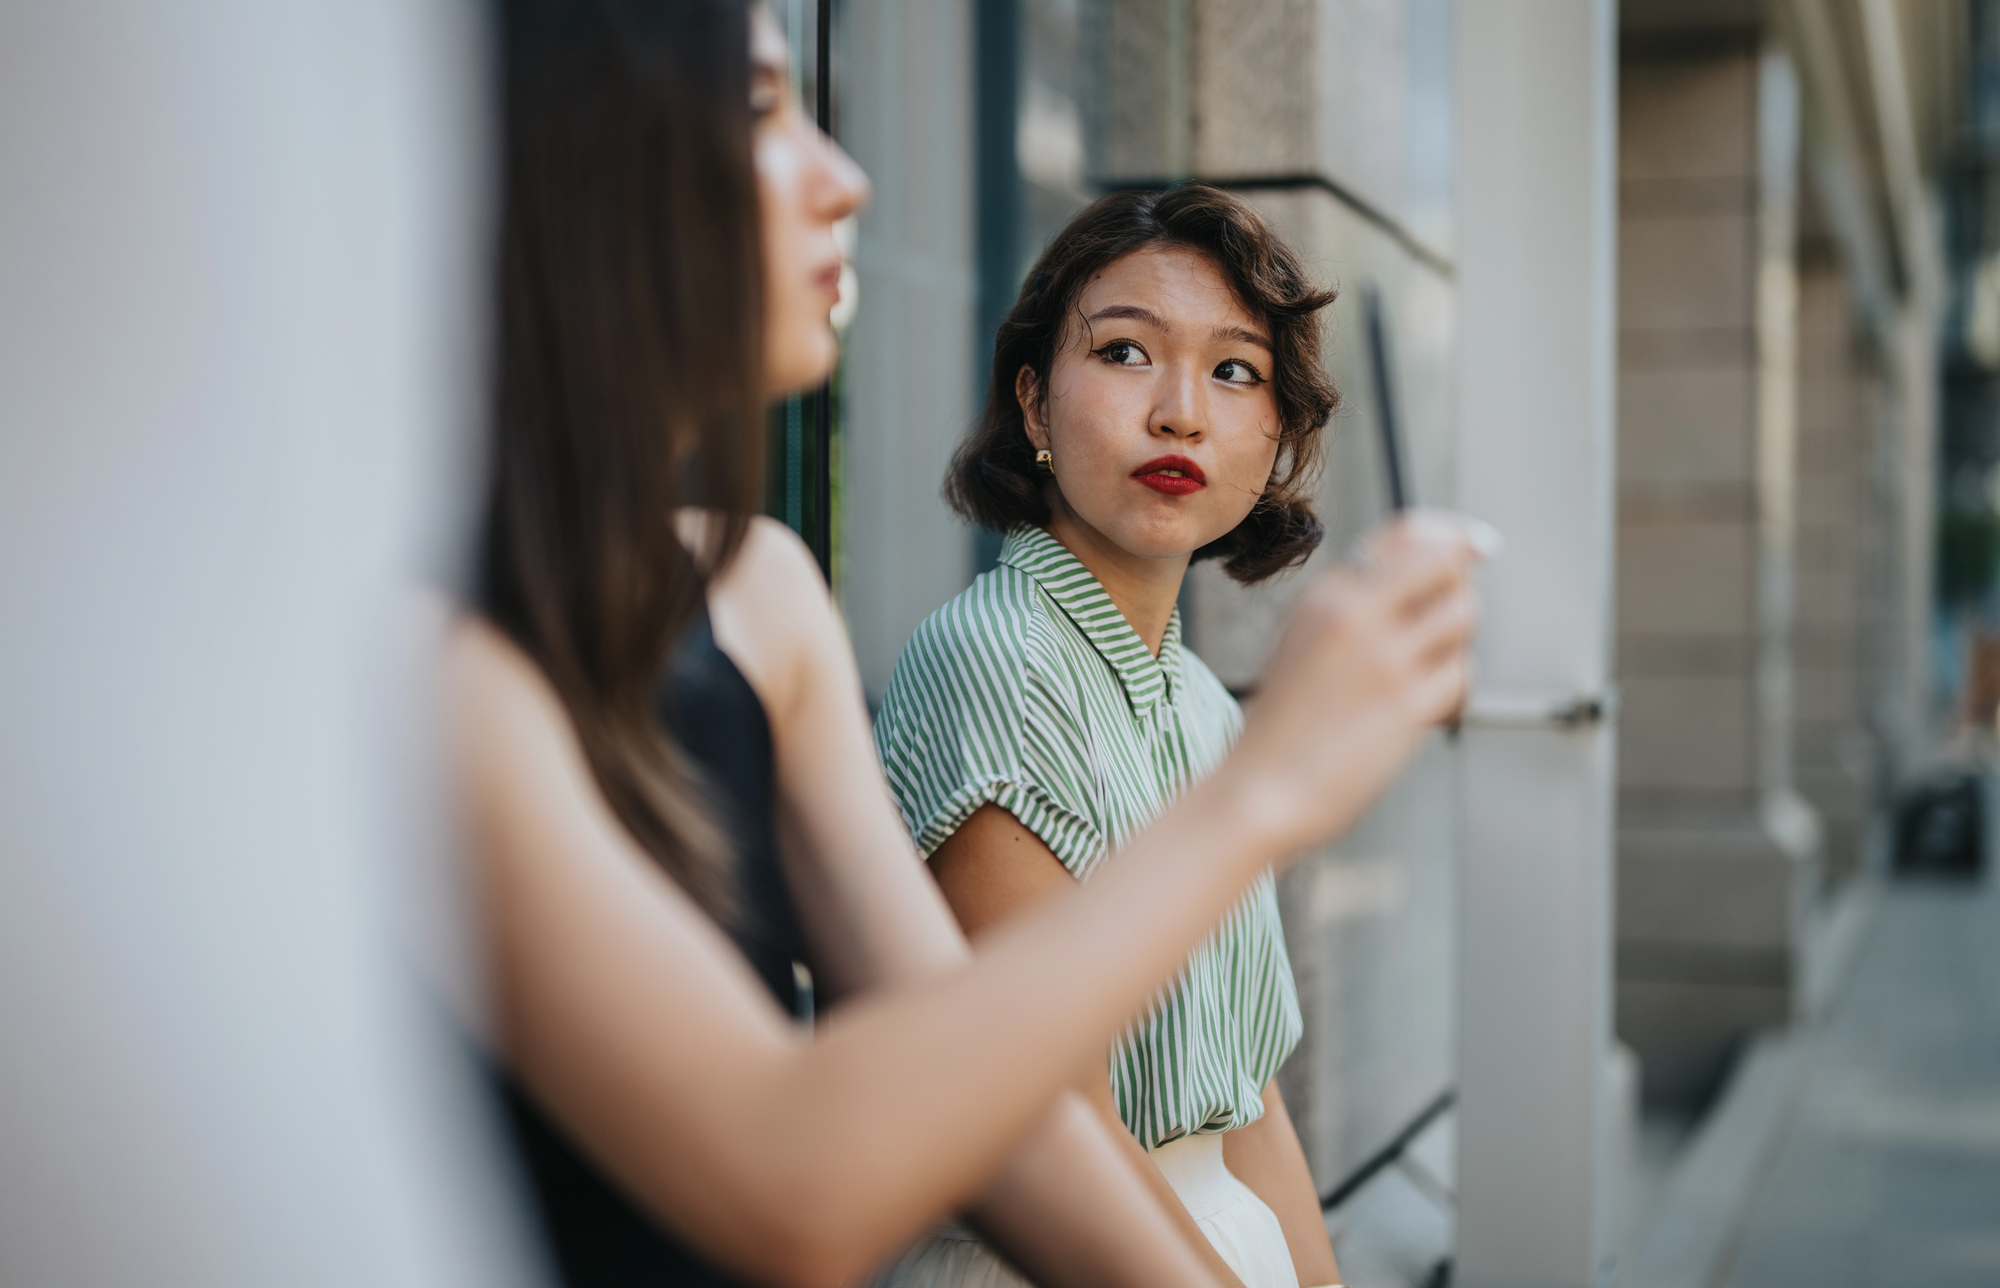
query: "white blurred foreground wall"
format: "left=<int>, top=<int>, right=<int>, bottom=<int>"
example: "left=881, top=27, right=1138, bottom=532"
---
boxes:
left=0, top=5, right=533, bottom=1285
left=1455, top=2, right=1622, bottom=1285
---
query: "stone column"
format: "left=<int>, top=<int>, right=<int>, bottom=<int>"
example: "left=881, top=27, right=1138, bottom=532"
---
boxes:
left=1793, top=227, right=1889, bottom=885
left=1615, top=34, right=1823, bottom=1107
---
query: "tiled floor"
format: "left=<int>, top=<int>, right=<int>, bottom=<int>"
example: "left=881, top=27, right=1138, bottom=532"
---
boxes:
left=1712, top=875, right=2000, bottom=1288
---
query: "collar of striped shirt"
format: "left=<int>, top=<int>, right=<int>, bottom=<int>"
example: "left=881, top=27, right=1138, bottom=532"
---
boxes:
left=997, top=525, right=1186, bottom=717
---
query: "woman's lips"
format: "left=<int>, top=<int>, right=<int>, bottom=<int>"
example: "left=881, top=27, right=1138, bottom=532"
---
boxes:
left=1131, top=455, right=1207, bottom=497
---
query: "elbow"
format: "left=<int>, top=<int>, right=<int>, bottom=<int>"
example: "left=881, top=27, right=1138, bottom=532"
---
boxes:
left=755, top=1253, right=871, bottom=1288
left=717, top=1171, right=907, bottom=1288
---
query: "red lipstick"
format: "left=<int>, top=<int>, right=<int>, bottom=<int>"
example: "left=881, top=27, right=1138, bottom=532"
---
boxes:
left=1131, top=454, right=1207, bottom=497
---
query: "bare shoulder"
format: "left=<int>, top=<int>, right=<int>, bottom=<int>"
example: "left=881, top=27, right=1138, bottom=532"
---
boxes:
left=441, top=614, right=591, bottom=791
left=711, top=514, right=827, bottom=602
left=704, top=516, right=846, bottom=722
left=670, top=509, right=821, bottom=596
left=443, top=614, right=541, bottom=711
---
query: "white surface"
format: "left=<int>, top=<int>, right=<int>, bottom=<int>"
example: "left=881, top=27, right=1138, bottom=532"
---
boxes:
left=0, top=4, right=530, bottom=1285
left=1453, top=2, right=1622, bottom=1285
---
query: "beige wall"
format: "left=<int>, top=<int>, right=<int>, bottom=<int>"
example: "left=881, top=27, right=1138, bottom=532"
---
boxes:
left=1615, top=38, right=1817, bottom=1107
left=1612, top=20, right=1909, bottom=1106
left=1618, top=47, right=1762, bottom=815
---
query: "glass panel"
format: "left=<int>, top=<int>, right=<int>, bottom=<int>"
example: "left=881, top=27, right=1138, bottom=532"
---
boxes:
left=766, top=0, right=838, bottom=581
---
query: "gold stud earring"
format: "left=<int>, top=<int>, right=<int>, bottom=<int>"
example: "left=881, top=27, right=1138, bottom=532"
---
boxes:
left=1035, top=448, right=1054, bottom=474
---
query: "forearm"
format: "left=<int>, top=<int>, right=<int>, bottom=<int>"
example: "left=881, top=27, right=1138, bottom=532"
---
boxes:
left=711, top=791, right=1291, bottom=1275
left=964, top=1091, right=1230, bottom=1288
left=482, top=719, right=1303, bottom=1284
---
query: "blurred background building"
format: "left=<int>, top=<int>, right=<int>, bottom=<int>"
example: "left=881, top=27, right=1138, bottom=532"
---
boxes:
left=769, top=1, right=2000, bottom=1284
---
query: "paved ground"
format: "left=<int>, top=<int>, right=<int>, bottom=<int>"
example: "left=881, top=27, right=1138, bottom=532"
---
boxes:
left=1333, top=862, right=2000, bottom=1288
left=1710, top=872, right=2000, bottom=1288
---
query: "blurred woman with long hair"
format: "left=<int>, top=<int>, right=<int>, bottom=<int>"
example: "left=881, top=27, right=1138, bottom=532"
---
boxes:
left=452, top=3, right=1481, bottom=1286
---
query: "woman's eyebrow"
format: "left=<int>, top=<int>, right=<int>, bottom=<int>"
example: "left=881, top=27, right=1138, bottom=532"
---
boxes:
left=1087, top=304, right=1270, bottom=351
left=1086, top=304, right=1169, bottom=330
left=1212, top=323, right=1272, bottom=350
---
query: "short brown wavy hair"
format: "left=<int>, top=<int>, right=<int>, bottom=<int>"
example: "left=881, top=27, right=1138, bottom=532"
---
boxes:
left=946, top=184, right=1339, bottom=584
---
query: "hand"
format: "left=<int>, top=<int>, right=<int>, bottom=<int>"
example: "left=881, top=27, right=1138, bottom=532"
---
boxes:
left=1222, top=510, right=1483, bottom=853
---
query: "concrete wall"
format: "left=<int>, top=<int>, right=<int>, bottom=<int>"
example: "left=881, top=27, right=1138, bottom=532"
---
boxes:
left=0, top=3, right=531, bottom=1283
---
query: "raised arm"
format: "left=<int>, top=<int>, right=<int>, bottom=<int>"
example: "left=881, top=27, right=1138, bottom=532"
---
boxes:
left=931, top=802, right=1257, bottom=1288
left=707, top=519, right=1239, bottom=1288
left=454, top=513, right=1476, bottom=1288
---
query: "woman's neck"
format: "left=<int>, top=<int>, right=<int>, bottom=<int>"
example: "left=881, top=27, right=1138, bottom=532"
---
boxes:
left=1041, top=504, right=1189, bottom=657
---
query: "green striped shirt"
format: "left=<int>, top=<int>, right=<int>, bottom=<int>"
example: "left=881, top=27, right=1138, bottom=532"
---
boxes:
left=874, top=525, right=1302, bottom=1147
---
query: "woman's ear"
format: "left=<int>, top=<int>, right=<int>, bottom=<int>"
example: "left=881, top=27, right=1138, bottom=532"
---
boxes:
left=1015, top=365, right=1050, bottom=449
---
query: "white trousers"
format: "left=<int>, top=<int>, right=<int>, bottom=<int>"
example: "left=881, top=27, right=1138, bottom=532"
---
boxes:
left=877, top=1132, right=1300, bottom=1288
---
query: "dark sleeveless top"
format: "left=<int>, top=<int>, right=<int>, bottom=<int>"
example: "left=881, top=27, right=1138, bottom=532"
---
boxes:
left=501, top=611, right=810, bottom=1287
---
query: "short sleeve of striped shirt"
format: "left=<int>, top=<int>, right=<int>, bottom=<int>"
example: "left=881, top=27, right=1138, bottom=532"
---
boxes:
left=872, top=567, right=1107, bottom=875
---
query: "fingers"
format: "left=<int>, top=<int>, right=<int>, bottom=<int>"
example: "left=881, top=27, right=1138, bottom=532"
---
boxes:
left=1356, top=512, right=1486, bottom=618
left=1364, top=511, right=1500, bottom=575
left=1251, top=510, right=1485, bottom=727
left=1407, top=583, right=1480, bottom=668
left=1405, top=651, right=1473, bottom=727
left=1354, top=517, right=1482, bottom=727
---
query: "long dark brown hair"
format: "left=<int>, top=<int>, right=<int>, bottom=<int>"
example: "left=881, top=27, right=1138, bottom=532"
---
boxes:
left=948, top=185, right=1339, bottom=584
left=479, top=0, right=760, bottom=919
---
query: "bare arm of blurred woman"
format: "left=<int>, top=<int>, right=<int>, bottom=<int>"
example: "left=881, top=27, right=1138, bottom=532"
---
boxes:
left=708, top=518, right=1240, bottom=1288
left=452, top=515, right=1477, bottom=1288
left=928, top=802, right=1258, bottom=1288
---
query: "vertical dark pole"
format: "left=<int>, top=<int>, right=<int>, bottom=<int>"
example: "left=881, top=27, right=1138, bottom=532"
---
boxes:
left=810, top=0, right=837, bottom=581
left=973, top=0, right=1021, bottom=574
left=1362, top=283, right=1410, bottom=512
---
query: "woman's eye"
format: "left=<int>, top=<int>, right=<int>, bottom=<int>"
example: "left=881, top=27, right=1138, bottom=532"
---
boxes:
left=1094, top=340, right=1148, bottom=366
left=1215, top=358, right=1265, bottom=385
left=749, top=68, right=786, bottom=119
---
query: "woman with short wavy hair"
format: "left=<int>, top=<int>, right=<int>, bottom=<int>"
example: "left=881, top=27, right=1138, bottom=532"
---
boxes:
left=875, top=187, right=1346, bottom=1288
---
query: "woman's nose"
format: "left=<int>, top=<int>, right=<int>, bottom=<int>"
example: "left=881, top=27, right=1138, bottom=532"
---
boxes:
left=1152, top=369, right=1207, bottom=439
left=809, top=128, right=871, bottom=221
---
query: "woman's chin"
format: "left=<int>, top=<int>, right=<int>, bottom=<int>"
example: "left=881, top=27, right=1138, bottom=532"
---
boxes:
left=1097, top=520, right=1217, bottom=566
left=762, top=331, right=839, bottom=400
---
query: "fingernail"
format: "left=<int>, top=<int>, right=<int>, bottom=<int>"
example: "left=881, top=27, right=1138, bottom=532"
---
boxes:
left=1463, top=517, right=1505, bottom=560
